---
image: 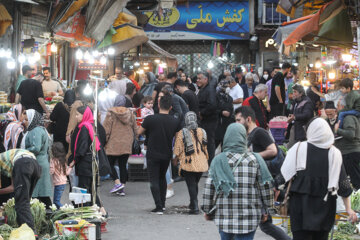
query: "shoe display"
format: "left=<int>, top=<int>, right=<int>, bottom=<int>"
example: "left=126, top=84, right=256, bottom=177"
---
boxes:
left=110, top=183, right=124, bottom=193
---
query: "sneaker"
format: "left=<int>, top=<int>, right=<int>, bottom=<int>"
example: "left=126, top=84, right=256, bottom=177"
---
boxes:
left=151, top=208, right=164, bottom=215
left=166, top=189, right=174, bottom=199
left=116, top=189, right=126, bottom=196
left=110, top=184, right=124, bottom=193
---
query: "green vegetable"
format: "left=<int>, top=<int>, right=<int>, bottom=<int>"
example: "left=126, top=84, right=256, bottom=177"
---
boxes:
left=337, top=222, right=356, bottom=235
left=351, top=190, right=360, bottom=211
left=0, top=224, right=13, bottom=240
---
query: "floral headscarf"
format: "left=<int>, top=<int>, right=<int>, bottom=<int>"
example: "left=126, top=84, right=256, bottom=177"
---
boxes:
left=4, top=104, right=24, bottom=150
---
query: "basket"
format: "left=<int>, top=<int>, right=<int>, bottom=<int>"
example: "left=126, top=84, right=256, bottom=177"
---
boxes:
left=270, top=128, right=286, bottom=145
left=269, top=121, right=288, bottom=129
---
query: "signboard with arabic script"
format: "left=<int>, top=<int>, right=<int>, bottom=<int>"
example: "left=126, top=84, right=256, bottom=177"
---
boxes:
left=143, top=1, right=249, bottom=40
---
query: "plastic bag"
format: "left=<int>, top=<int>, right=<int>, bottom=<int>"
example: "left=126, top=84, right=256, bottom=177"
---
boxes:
left=9, top=224, right=35, bottom=240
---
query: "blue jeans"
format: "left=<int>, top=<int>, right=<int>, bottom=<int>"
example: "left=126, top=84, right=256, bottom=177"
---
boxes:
left=165, top=163, right=172, bottom=185
left=339, top=110, right=360, bottom=128
left=54, top=184, right=66, bottom=209
left=219, top=229, right=256, bottom=240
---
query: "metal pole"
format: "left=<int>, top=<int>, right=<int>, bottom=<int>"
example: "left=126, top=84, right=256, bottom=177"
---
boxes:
left=358, top=26, right=360, bottom=78
left=91, top=77, right=98, bottom=205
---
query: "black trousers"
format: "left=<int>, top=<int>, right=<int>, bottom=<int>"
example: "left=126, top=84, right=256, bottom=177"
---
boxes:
left=182, top=170, right=202, bottom=208
left=147, top=158, right=169, bottom=209
left=201, top=119, right=218, bottom=165
left=270, top=103, right=285, bottom=118
left=13, top=157, right=41, bottom=231
left=292, top=230, right=328, bottom=240
left=108, top=154, right=129, bottom=184
left=78, top=175, right=101, bottom=207
left=342, top=152, right=360, bottom=190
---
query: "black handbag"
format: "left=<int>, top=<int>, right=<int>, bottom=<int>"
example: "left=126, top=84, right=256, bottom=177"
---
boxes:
left=132, top=138, right=141, bottom=155
left=97, top=147, right=112, bottom=177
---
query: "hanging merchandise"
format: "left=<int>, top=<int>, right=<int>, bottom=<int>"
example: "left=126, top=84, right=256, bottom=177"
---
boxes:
left=0, top=4, right=12, bottom=37
left=321, top=46, right=327, bottom=61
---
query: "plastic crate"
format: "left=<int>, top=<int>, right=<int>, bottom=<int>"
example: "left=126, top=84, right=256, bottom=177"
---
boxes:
left=269, top=121, right=288, bottom=128
left=128, top=163, right=148, bottom=181
left=270, top=128, right=286, bottom=145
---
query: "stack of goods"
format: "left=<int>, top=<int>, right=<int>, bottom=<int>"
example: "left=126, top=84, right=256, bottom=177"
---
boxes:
left=0, top=92, right=11, bottom=115
left=45, top=96, right=63, bottom=112
left=269, top=116, right=288, bottom=145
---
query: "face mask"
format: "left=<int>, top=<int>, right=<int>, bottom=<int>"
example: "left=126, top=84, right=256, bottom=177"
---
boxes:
left=263, top=74, right=269, bottom=80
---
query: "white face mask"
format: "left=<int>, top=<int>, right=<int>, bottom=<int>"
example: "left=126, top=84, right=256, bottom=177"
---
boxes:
left=263, top=74, right=269, bottom=80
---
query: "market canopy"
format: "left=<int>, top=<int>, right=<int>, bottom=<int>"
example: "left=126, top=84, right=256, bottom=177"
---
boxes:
left=273, top=0, right=353, bottom=54
left=97, top=9, right=148, bottom=54
left=0, top=4, right=12, bottom=37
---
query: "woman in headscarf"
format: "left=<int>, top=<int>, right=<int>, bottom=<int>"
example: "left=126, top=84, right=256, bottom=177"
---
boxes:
left=280, top=118, right=357, bottom=240
left=103, top=95, right=137, bottom=196
left=173, top=111, right=208, bottom=214
left=4, top=104, right=25, bottom=150
left=50, top=90, right=76, bottom=152
left=70, top=106, right=103, bottom=208
left=202, top=123, right=273, bottom=240
left=140, top=72, right=157, bottom=97
left=24, top=109, right=52, bottom=208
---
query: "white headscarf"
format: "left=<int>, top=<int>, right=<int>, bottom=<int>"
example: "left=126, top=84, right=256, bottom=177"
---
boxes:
left=281, top=118, right=342, bottom=195
left=25, top=109, right=35, bottom=126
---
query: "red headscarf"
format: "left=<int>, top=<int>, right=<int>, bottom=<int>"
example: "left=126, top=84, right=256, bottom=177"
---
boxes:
left=74, top=107, right=101, bottom=160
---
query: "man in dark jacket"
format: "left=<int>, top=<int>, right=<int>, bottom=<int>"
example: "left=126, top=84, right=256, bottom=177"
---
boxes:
left=242, top=84, right=269, bottom=129
left=241, top=73, right=258, bottom=99
left=287, top=84, right=314, bottom=147
left=197, top=72, right=218, bottom=164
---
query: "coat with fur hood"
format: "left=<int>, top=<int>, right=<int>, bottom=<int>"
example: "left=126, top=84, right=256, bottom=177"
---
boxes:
left=103, top=107, right=137, bottom=156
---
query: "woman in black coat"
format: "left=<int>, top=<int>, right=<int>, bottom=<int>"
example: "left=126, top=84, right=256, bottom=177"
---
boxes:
left=50, top=90, right=75, bottom=152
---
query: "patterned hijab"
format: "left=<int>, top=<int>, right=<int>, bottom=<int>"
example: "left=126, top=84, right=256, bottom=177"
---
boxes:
left=4, top=104, right=24, bottom=150
left=185, top=111, right=198, bottom=130
left=26, top=109, right=43, bottom=132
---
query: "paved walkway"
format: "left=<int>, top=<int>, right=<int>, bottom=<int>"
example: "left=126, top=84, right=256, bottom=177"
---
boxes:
left=94, top=178, right=275, bottom=240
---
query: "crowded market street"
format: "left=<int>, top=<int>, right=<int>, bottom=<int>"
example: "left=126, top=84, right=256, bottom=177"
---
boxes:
left=0, top=0, right=359, bottom=239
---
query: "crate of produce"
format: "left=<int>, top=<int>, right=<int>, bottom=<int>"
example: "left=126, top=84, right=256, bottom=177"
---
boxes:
left=55, top=219, right=96, bottom=240
left=270, top=128, right=286, bottom=145
left=128, top=155, right=148, bottom=181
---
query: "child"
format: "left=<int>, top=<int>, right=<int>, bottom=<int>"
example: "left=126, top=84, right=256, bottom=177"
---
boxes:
left=50, top=142, right=70, bottom=209
left=141, top=96, right=154, bottom=119
left=338, top=78, right=360, bottom=128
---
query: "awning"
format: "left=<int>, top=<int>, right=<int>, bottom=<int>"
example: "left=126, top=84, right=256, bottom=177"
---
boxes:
left=146, top=40, right=177, bottom=60
left=97, top=9, right=148, bottom=53
left=283, top=0, right=346, bottom=46
left=0, top=4, right=12, bottom=37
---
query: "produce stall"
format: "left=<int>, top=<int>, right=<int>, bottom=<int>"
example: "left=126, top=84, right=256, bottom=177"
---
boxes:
left=0, top=198, right=105, bottom=240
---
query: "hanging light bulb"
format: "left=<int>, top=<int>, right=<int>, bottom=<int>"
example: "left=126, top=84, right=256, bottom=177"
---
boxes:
left=100, top=55, right=107, bottom=65
left=88, top=57, right=95, bottom=64
left=134, top=61, right=140, bottom=67
left=0, top=48, right=5, bottom=58
left=7, top=59, right=16, bottom=69
left=154, top=59, right=160, bottom=64
left=51, top=42, right=57, bottom=53
left=83, top=83, right=93, bottom=95
left=34, top=52, right=41, bottom=61
left=328, top=71, right=336, bottom=80
left=84, top=51, right=91, bottom=60
left=207, top=61, right=214, bottom=69
left=18, top=54, right=26, bottom=64
left=315, top=62, right=322, bottom=68
left=28, top=56, right=36, bottom=64
left=76, top=49, right=83, bottom=60
left=107, top=47, right=115, bottom=55
left=5, top=49, right=12, bottom=58
left=92, top=50, right=99, bottom=57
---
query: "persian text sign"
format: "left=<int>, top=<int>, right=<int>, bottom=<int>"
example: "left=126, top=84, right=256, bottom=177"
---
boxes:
left=144, top=1, right=249, bottom=40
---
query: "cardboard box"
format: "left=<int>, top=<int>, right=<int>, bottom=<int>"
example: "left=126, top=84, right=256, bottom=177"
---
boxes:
left=55, top=219, right=96, bottom=240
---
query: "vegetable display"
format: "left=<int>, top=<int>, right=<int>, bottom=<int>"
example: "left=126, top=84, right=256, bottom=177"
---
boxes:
left=351, top=190, right=360, bottom=211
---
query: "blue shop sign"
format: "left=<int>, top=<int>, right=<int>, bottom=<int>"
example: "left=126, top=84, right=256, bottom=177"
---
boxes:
left=144, top=1, right=250, bottom=40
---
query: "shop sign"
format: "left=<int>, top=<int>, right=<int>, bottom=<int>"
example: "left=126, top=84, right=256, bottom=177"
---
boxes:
left=144, top=1, right=249, bottom=40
